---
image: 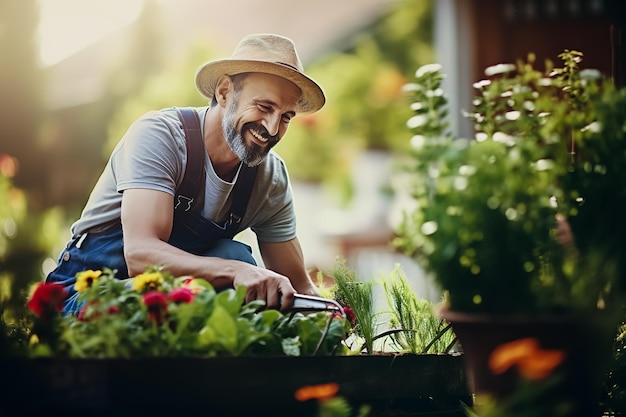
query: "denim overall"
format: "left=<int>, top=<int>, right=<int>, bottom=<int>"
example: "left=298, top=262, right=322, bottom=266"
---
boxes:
left=45, top=108, right=259, bottom=314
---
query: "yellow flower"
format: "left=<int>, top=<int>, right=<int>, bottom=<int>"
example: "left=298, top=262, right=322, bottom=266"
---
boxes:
left=489, top=337, right=566, bottom=381
left=74, top=270, right=102, bottom=292
left=132, top=272, right=164, bottom=291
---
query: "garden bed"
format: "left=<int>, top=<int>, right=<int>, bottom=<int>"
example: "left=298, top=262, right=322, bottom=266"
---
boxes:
left=1, top=354, right=470, bottom=416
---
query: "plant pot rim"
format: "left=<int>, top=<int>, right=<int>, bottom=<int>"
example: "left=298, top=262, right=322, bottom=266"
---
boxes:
left=438, top=306, right=615, bottom=324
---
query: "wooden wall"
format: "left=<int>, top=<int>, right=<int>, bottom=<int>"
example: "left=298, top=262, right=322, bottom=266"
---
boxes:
left=466, top=0, right=623, bottom=84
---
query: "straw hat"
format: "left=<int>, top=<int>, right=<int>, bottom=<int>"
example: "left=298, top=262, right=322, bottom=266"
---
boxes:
left=195, top=33, right=325, bottom=114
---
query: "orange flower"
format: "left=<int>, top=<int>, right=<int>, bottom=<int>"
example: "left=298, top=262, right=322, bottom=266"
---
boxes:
left=518, top=348, right=566, bottom=380
left=294, top=383, right=340, bottom=402
left=489, top=338, right=539, bottom=374
left=489, top=337, right=565, bottom=381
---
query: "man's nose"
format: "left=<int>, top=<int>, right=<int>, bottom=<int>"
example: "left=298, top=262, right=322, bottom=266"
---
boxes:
left=264, top=113, right=281, bottom=137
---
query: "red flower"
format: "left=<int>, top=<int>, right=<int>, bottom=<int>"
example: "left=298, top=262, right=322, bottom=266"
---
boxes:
left=77, top=302, right=119, bottom=322
left=334, top=305, right=357, bottom=327
left=143, top=290, right=168, bottom=325
left=77, top=301, right=97, bottom=322
left=27, top=283, right=67, bottom=319
left=168, top=287, right=194, bottom=304
left=343, top=306, right=357, bottom=327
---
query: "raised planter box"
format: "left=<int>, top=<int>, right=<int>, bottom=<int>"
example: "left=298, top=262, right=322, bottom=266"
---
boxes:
left=1, top=354, right=470, bottom=416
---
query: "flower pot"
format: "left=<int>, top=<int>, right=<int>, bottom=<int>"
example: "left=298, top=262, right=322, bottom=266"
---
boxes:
left=0, top=354, right=470, bottom=417
left=440, top=309, right=619, bottom=417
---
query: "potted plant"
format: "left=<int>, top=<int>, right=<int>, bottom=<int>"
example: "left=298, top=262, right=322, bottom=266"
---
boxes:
left=393, top=50, right=626, bottom=416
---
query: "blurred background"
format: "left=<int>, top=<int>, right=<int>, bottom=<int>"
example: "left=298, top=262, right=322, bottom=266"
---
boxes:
left=1, top=0, right=622, bottom=322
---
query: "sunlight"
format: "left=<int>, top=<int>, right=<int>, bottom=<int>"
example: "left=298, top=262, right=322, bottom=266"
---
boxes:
left=37, top=0, right=144, bottom=66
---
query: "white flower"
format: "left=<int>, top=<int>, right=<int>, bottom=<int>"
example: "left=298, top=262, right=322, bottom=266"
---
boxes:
left=410, top=135, right=426, bottom=149
left=505, top=111, right=521, bottom=121
left=402, top=83, right=421, bottom=93
left=484, top=63, right=515, bottom=77
left=475, top=132, right=488, bottom=142
left=415, top=63, right=442, bottom=78
left=493, top=132, right=516, bottom=146
left=407, top=114, right=427, bottom=129
left=534, top=159, right=554, bottom=171
left=473, top=79, right=491, bottom=89
left=459, top=165, right=477, bottom=176
left=581, top=121, right=601, bottom=133
left=409, top=102, right=424, bottom=111
left=426, top=88, right=444, bottom=97
left=421, top=221, right=438, bottom=236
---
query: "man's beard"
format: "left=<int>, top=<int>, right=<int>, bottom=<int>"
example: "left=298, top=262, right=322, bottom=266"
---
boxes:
left=222, top=100, right=279, bottom=167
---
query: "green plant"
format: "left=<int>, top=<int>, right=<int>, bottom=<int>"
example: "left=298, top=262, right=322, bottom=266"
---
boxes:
left=383, top=265, right=455, bottom=353
left=329, top=259, right=454, bottom=355
left=26, top=267, right=348, bottom=358
left=330, top=260, right=378, bottom=354
left=394, top=51, right=626, bottom=314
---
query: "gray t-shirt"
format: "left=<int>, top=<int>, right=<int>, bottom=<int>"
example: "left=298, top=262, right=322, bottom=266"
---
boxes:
left=71, top=107, right=296, bottom=243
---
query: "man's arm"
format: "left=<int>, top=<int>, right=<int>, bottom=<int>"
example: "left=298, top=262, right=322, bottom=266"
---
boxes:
left=258, top=238, right=320, bottom=297
left=120, top=188, right=297, bottom=309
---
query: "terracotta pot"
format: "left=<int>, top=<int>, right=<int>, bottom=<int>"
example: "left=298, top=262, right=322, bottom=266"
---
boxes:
left=440, top=308, right=618, bottom=417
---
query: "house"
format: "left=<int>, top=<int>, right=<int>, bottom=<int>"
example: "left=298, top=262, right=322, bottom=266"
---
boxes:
left=435, top=0, right=625, bottom=138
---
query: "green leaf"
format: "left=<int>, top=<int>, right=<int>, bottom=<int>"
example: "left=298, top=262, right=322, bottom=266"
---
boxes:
left=199, top=304, right=238, bottom=354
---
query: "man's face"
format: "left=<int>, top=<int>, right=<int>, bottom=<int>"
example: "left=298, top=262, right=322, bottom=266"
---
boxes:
left=221, top=72, right=301, bottom=167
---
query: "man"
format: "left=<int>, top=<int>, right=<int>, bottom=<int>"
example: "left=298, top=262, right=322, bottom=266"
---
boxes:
left=46, top=33, right=325, bottom=314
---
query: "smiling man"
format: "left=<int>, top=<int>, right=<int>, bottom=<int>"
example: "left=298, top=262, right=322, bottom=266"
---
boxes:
left=45, top=33, right=326, bottom=314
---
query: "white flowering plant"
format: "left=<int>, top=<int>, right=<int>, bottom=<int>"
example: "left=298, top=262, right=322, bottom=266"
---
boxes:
left=394, top=50, right=626, bottom=314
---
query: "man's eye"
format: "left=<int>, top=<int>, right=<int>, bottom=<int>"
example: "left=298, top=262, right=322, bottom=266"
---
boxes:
left=282, top=115, right=292, bottom=123
left=258, top=105, right=271, bottom=112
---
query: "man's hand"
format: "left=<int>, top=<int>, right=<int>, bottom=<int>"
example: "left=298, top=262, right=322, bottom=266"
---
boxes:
left=230, top=262, right=296, bottom=310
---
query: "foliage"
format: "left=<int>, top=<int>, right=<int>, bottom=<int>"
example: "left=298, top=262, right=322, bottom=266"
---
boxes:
left=0, top=158, right=66, bottom=357
left=383, top=265, right=455, bottom=354
left=329, top=259, right=454, bottom=355
left=603, top=321, right=626, bottom=413
left=26, top=268, right=348, bottom=358
left=394, top=51, right=626, bottom=314
left=330, top=260, right=378, bottom=354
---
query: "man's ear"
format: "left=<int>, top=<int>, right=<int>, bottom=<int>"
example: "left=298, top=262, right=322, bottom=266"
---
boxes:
left=214, top=75, right=233, bottom=108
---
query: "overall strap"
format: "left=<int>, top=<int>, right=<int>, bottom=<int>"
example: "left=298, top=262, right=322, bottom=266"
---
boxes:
left=173, top=107, right=259, bottom=228
left=174, top=107, right=204, bottom=212
left=228, top=162, right=259, bottom=226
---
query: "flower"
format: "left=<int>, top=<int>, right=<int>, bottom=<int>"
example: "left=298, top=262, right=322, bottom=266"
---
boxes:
left=183, top=277, right=205, bottom=294
left=294, top=383, right=340, bottom=402
left=74, top=269, right=102, bottom=292
left=341, top=306, right=357, bottom=327
left=168, top=287, right=194, bottom=304
left=25, top=267, right=348, bottom=358
left=27, top=283, right=67, bottom=319
left=489, top=337, right=566, bottom=381
left=77, top=301, right=119, bottom=322
left=132, top=271, right=164, bottom=292
left=143, top=290, right=168, bottom=325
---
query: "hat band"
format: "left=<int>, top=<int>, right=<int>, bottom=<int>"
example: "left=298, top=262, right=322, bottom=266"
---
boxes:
left=276, top=61, right=301, bottom=72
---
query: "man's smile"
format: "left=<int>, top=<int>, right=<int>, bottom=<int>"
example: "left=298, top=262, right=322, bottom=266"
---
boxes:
left=248, top=127, right=269, bottom=144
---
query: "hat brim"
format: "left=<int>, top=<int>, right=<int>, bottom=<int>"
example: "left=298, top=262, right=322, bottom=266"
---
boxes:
left=195, top=59, right=325, bottom=114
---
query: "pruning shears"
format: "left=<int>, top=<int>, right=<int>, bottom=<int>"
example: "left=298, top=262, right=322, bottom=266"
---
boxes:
left=290, top=294, right=346, bottom=319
